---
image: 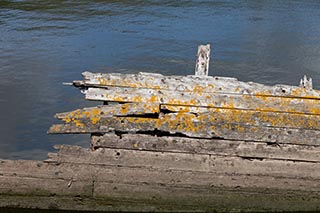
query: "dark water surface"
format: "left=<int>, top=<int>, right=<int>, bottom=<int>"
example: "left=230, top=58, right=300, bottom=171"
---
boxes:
left=1, top=0, right=320, bottom=160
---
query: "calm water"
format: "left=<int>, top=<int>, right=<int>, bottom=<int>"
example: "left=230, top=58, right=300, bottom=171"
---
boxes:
left=0, top=0, right=320, bottom=160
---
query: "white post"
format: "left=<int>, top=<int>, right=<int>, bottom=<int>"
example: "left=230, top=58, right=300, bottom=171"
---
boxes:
left=299, top=75, right=313, bottom=90
left=195, top=44, right=210, bottom=76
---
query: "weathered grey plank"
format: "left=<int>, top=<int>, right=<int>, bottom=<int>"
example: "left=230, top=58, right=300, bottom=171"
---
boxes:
left=0, top=160, right=93, bottom=181
left=84, top=87, right=320, bottom=115
left=1, top=155, right=320, bottom=211
left=48, top=145, right=320, bottom=180
left=91, top=134, right=320, bottom=162
left=2, top=159, right=318, bottom=192
left=48, top=145, right=210, bottom=172
left=75, top=71, right=320, bottom=99
left=48, top=114, right=320, bottom=145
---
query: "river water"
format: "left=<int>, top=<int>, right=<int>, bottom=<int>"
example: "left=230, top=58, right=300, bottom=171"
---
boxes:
left=0, top=0, right=320, bottom=160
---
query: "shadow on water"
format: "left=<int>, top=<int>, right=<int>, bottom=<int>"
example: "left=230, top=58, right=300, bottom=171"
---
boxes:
left=0, top=0, right=320, bottom=160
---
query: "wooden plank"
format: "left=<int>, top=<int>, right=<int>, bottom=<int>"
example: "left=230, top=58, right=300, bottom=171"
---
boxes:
left=48, top=113, right=320, bottom=144
left=163, top=106, right=320, bottom=130
left=0, top=159, right=318, bottom=193
left=55, top=103, right=159, bottom=119
left=84, top=87, right=320, bottom=115
left=54, top=103, right=159, bottom=127
left=55, top=105, right=320, bottom=131
left=48, top=145, right=210, bottom=172
left=48, top=145, right=320, bottom=180
left=74, top=71, right=320, bottom=99
left=91, top=134, right=320, bottom=162
left=0, top=160, right=94, bottom=181
left=1, top=157, right=319, bottom=211
left=2, top=159, right=318, bottom=192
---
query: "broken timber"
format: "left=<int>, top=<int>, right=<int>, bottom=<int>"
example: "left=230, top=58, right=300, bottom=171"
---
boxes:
left=1, top=45, right=320, bottom=212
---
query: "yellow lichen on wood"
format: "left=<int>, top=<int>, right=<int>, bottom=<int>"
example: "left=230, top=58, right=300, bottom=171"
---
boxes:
left=120, top=105, right=129, bottom=115
left=149, top=95, right=158, bottom=103
left=74, top=120, right=84, bottom=128
left=98, top=77, right=108, bottom=86
left=193, top=84, right=205, bottom=95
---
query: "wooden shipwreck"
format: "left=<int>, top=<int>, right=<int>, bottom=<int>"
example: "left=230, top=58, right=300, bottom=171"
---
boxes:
left=1, top=45, right=320, bottom=212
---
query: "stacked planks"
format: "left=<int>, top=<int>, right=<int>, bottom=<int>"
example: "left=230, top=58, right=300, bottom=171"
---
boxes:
left=46, top=71, right=320, bottom=211
left=49, top=71, right=320, bottom=145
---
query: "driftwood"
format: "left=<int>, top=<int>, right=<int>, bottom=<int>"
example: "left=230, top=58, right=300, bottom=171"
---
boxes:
left=2, top=45, right=320, bottom=212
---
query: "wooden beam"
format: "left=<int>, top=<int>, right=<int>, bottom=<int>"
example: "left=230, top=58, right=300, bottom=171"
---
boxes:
left=1, top=158, right=320, bottom=212
left=91, top=134, right=320, bottom=162
left=54, top=106, right=320, bottom=131
left=73, top=71, right=320, bottom=99
left=84, top=87, right=320, bottom=115
left=47, top=145, right=320, bottom=180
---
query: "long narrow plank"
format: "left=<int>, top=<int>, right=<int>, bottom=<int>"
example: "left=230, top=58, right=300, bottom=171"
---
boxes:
left=49, top=145, right=320, bottom=180
left=91, top=134, right=320, bottom=162
left=1, top=159, right=318, bottom=193
left=85, top=87, right=320, bottom=115
left=77, top=71, right=320, bottom=99
left=56, top=103, right=159, bottom=119
left=0, top=161, right=319, bottom=212
left=49, top=145, right=210, bottom=172
left=48, top=115, right=320, bottom=145
left=55, top=106, right=320, bottom=131
left=55, top=103, right=159, bottom=126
